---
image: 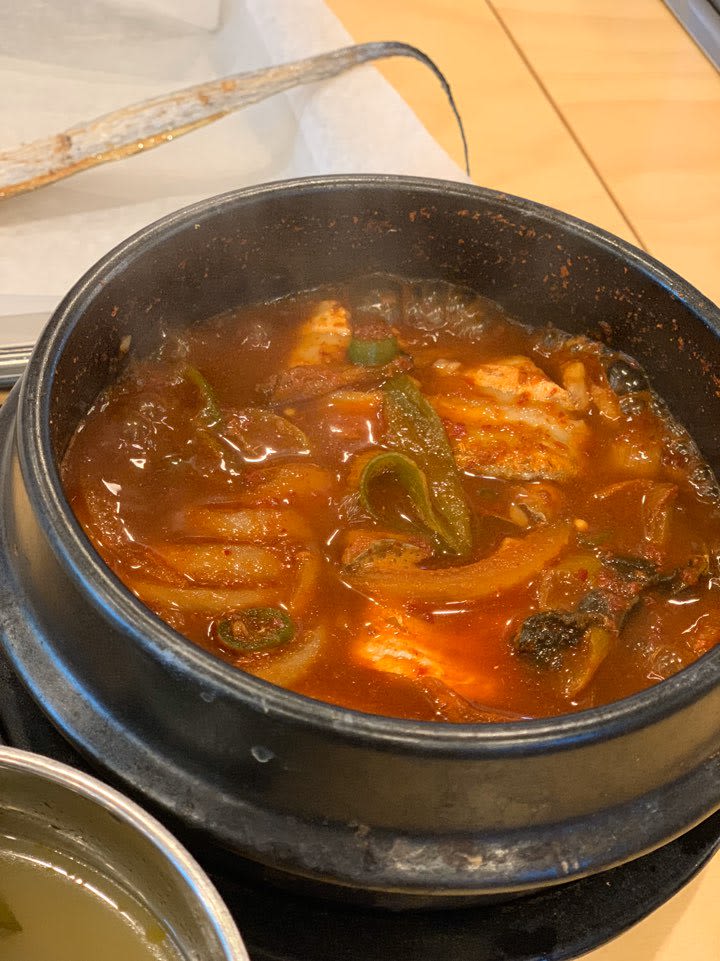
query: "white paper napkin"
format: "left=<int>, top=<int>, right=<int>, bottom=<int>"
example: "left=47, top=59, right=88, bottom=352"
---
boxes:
left=0, top=0, right=464, bottom=332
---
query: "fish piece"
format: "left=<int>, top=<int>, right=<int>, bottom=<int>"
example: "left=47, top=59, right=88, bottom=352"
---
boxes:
left=516, top=544, right=711, bottom=698
left=352, top=611, right=498, bottom=703
left=269, top=356, right=411, bottom=404
left=429, top=355, right=589, bottom=480
left=287, top=301, right=351, bottom=367
left=460, top=356, right=576, bottom=408
left=269, top=299, right=413, bottom=403
left=434, top=405, right=588, bottom=481
left=513, top=610, right=612, bottom=698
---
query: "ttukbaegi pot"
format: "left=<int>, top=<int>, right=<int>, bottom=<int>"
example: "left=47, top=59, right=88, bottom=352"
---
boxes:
left=1, top=175, right=719, bottom=909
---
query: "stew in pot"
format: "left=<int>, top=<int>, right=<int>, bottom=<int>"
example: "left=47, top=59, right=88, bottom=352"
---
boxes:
left=61, top=277, right=720, bottom=722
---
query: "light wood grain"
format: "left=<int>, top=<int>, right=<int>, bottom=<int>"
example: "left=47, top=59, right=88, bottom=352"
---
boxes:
left=584, top=854, right=720, bottom=961
left=328, top=0, right=720, bottom=307
left=326, top=0, right=637, bottom=242
left=491, top=0, right=720, bottom=305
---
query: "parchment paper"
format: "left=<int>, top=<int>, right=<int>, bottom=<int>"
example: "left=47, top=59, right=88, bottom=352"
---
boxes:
left=0, top=0, right=463, bottom=329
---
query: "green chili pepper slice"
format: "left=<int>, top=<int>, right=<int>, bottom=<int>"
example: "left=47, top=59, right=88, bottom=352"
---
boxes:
left=382, top=374, right=472, bottom=555
left=184, top=364, right=221, bottom=426
left=347, top=335, right=399, bottom=367
left=183, top=365, right=246, bottom=471
left=217, top=608, right=295, bottom=653
left=359, top=451, right=454, bottom=551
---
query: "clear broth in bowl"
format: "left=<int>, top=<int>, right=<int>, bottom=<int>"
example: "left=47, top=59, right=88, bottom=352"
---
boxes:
left=0, top=838, right=180, bottom=960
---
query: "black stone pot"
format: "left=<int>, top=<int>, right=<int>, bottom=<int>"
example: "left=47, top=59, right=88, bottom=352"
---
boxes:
left=1, top=175, right=719, bottom=909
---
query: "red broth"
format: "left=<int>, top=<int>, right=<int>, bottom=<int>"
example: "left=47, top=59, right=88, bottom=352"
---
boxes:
left=61, top=278, right=720, bottom=722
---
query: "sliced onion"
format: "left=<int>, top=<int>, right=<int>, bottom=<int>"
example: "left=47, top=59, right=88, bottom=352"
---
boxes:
left=417, top=677, right=526, bottom=723
left=288, top=549, right=322, bottom=616
left=252, top=627, right=326, bottom=687
left=347, top=524, right=570, bottom=602
left=240, top=463, right=334, bottom=507
left=150, top=542, right=285, bottom=587
left=221, top=408, right=310, bottom=461
left=182, top=506, right=312, bottom=543
left=130, top=580, right=277, bottom=615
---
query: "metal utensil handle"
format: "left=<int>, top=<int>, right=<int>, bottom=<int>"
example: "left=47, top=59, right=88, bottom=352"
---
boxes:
left=0, top=41, right=469, bottom=201
left=0, top=345, right=33, bottom=388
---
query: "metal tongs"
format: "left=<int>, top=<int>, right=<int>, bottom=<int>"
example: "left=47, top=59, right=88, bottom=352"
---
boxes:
left=0, top=41, right=468, bottom=202
left=0, top=41, right=468, bottom=388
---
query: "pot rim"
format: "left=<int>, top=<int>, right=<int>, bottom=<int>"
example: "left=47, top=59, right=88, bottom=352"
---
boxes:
left=0, top=745, right=248, bottom=959
left=16, top=173, right=720, bottom=756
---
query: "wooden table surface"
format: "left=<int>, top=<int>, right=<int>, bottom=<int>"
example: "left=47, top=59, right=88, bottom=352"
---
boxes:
left=330, top=0, right=720, bottom=308
left=325, top=1, right=719, bottom=959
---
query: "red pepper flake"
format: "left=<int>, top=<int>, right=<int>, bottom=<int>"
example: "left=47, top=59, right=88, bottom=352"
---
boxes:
left=442, top=418, right=467, bottom=439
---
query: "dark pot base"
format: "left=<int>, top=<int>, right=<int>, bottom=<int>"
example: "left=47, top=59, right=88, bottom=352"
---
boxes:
left=214, top=825, right=720, bottom=961
left=1, top=645, right=717, bottom=961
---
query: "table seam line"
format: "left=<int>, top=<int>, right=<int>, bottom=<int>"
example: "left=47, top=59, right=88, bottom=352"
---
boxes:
left=483, top=0, right=649, bottom=252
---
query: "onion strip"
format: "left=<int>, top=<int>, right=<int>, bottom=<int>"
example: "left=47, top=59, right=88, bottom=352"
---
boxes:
left=150, top=542, right=284, bottom=586
left=347, top=524, right=570, bottom=602
left=130, top=581, right=277, bottom=614
left=288, top=549, right=322, bottom=616
left=182, top=506, right=312, bottom=543
left=253, top=627, right=326, bottom=687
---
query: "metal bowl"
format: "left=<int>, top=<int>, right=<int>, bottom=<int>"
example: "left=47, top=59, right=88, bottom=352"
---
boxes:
left=0, top=746, right=248, bottom=959
left=0, top=175, right=719, bottom=908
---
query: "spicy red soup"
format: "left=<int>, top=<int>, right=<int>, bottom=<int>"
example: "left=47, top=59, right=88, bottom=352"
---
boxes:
left=61, top=278, right=720, bottom=722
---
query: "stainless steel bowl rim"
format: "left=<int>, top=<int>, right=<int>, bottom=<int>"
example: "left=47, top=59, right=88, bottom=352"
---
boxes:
left=0, top=745, right=248, bottom=960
